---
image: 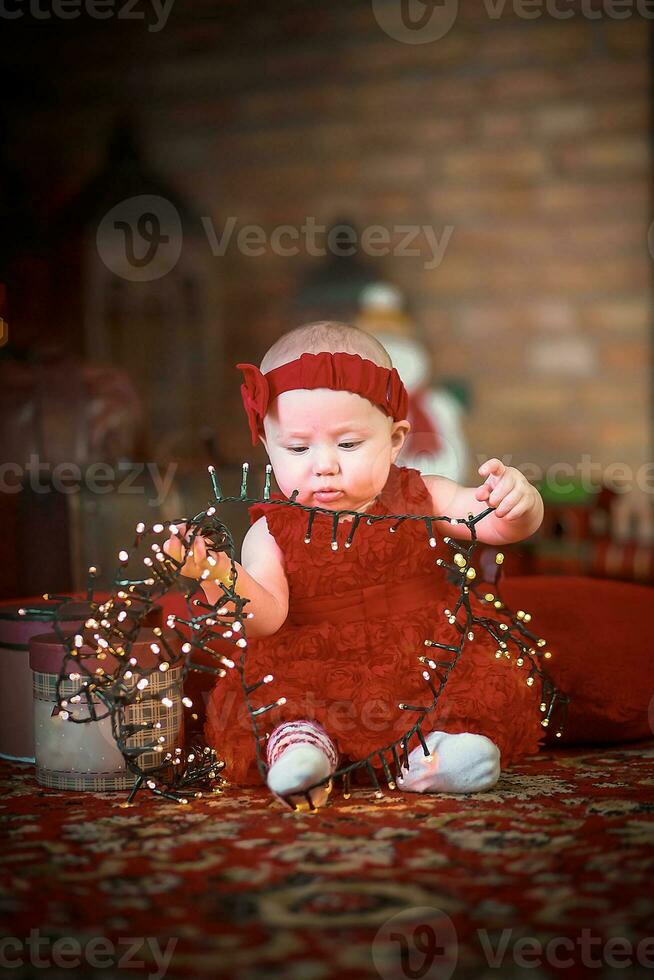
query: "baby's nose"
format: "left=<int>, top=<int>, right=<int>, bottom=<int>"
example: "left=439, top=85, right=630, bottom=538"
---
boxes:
left=313, top=448, right=340, bottom=475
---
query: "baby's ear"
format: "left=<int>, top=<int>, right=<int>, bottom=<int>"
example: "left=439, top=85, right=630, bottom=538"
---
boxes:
left=390, top=419, right=410, bottom=457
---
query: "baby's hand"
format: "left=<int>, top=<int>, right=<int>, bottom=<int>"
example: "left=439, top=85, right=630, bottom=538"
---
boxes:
left=162, top=523, right=232, bottom=585
left=475, top=459, right=538, bottom=521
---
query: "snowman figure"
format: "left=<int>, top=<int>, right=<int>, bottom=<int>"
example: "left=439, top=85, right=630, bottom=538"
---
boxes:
left=356, top=282, right=468, bottom=483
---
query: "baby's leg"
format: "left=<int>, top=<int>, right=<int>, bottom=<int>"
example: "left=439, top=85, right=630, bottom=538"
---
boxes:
left=266, top=719, right=338, bottom=809
left=397, top=730, right=501, bottom=794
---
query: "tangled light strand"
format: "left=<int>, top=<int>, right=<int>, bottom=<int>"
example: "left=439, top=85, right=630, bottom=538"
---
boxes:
left=42, top=462, right=568, bottom=809
left=206, top=463, right=569, bottom=810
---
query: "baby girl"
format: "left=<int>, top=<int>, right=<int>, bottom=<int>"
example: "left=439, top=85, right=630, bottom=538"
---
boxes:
left=165, top=321, right=545, bottom=809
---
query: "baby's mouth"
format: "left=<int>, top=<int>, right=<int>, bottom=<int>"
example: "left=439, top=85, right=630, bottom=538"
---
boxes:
left=313, top=489, right=344, bottom=501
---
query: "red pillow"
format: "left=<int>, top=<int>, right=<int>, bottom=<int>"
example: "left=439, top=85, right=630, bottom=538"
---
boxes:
left=501, top=576, right=654, bottom=746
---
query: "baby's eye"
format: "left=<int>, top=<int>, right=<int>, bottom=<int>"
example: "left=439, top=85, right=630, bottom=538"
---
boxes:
left=339, top=441, right=361, bottom=450
left=287, top=446, right=308, bottom=454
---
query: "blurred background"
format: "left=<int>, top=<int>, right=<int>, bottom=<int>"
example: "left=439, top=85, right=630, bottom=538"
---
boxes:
left=0, top=1, right=651, bottom=596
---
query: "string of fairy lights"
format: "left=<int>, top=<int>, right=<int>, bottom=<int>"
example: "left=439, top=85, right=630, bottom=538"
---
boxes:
left=27, top=462, right=569, bottom=810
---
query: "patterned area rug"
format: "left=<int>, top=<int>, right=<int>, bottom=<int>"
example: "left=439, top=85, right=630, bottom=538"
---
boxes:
left=2, top=741, right=654, bottom=980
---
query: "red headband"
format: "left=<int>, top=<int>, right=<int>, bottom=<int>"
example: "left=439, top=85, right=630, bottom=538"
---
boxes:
left=236, top=351, right=409, bottom=446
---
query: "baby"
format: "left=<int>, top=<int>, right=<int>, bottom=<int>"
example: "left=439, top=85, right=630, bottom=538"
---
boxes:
left=165, top=321, right=545, bottom=808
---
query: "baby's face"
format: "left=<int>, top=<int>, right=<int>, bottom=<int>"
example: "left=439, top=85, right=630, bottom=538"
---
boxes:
left=261, top=388, right=409, bottom=511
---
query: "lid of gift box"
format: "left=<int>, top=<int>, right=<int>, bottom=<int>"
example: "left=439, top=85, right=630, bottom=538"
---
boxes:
left=0, top=598, right=162, bottom=651
left=29, top=627, right=180, bottom=675
left=0, top=601, right=93, bottom=650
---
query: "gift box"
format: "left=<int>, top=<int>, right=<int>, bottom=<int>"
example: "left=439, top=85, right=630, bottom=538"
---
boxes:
left=0, top=600, right=93, bottom=762
left=0, top=597, right=163, bottom=764
left=29, top=626, right=182, bottom=792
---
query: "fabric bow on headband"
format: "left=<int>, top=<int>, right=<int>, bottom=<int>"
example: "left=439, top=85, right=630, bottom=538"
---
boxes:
left=236, top=351, right=409, bottom=446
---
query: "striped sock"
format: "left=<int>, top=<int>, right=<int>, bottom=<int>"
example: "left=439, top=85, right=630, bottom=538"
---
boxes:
left=266, top=720, right=338, bottom=808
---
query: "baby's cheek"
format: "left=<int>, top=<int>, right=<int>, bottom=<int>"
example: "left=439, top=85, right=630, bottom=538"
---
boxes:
left=271, top=457, right=308, bottom=502
left=366, top=444, right=393, bottom=491
left=264, top=456, right=287, bottom=494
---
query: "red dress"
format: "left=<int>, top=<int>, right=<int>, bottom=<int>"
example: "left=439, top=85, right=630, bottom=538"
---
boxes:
left=204, top=464, right=553, bottom=786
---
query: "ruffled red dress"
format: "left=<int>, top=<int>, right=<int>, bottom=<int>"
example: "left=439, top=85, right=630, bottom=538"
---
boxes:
left=204, top=464, right=553, bottom=786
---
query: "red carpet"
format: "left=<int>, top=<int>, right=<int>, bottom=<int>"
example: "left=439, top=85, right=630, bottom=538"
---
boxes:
left=2, top=740, right=654, bottom=979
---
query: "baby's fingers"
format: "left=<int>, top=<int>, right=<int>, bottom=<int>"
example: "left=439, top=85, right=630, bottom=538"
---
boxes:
left=488, top=473, right=516, bottom=508
left=478, top=458, right=506, bottom=480
left=163, top=535, right=183, bottom=562
left=163, top=520, right=190, bottom=559
left=476, top=459, right=506, bottom=503
left=494, top=487, right=522, bottom=518
left=475, top=480, right=492, bottom=502
left=191, top=534, right=207, bottom=564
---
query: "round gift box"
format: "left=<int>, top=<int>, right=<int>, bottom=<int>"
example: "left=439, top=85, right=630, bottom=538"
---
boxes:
left=0, top=600, right=93, bottom=762
left=29, top=627, right=184, bottom=791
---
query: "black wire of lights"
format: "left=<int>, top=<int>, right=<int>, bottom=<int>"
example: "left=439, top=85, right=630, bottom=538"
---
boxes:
left=42, top=462, right=568, bottom=809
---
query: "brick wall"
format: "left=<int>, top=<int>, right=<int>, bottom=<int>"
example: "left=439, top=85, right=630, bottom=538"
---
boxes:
left=3, top=3, right=652, bottom=489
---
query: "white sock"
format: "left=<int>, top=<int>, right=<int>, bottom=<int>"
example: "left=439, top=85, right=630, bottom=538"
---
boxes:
left=266, top=720, right=338, bottom=809
left=397, top=730, right=501, bottom=794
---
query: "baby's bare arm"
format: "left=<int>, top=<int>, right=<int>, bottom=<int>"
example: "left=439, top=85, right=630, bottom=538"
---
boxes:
left=164, top=517, right=289, bottom=638
left=423, top=468, right=544, bottom=546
